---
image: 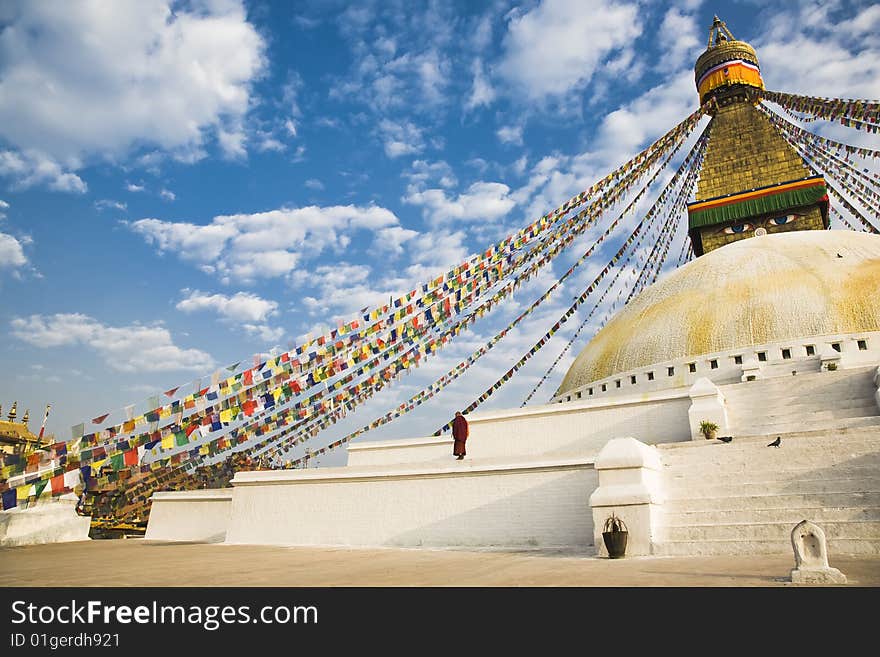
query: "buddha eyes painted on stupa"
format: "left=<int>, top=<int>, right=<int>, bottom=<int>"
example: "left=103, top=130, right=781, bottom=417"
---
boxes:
left=719, top=213, right=804, bottom=236
left=769, top=213, right=801, bottom=226
left=723, top=222, right=752, bottom=234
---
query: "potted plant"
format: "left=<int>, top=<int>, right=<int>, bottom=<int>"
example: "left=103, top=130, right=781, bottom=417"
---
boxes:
left=699, top=420, right=719, bottom=440
left=602, top=514, right=628, bottom=559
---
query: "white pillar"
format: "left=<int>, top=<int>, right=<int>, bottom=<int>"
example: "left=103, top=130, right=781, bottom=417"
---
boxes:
left=873, top=366, right=880, bottom=413
left=820, top=342, right=843, bottom=371
left=589, top=437, right=663, bottom=557
left=687, top=377, right=730, bottom=441
left=740, top=356, right=762, bottom=382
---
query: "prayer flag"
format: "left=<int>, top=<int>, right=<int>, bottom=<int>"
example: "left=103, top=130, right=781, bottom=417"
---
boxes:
left=2, top=489, right=16, bottom=510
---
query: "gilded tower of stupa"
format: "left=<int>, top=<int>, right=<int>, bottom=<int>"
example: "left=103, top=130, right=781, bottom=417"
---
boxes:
left=687, top=16, right=829, bottom=255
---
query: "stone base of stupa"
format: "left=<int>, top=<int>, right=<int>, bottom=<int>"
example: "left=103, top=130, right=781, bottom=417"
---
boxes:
left=0, top=494, right=91, bottom=547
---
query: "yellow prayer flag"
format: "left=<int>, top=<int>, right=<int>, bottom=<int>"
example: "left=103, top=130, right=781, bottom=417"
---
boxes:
left=161, top=434, right=174, bottom=449
left=219, top=409, right=232, bottom=423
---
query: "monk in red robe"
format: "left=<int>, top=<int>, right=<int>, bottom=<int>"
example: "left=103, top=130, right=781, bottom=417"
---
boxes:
left=452, top=411, right=468, bottom=460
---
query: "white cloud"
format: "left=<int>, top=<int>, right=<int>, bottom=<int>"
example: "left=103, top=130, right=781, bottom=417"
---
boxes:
left=293, top=263, right=394, bottom=317
left=0, top=150, right=87, bottom=193
left=378, top=119, right=425, bottom=158
left=304, top=178, right=324, bottom=191
left=403, top=160, right=458, bottom=189
left=375, top=225, right=419, bottom=256
left=242, top=323, right=285, bottom=343
left=496, top=125, right=524, bottom=145
left=465, top=58, right=496, bottom=112
left=0, top=232, right=28, bottom=270
left=404, top=181, right=516, bottom=224
left=658, top=7, right=701, bottom=70
left=126, top=183, right=145, bottom=193
left=94, top=199, right=127, bottom=212
left=159, top=188, right=176, bottom=201
left=498, top=0, right=641, bottom=101
left=255, top=132, right=286, bottom=153
left=755, top=2, right=880, bottom=99
left=176, top=289, right=278, bottom=323
left=10, top=313, right=214, bottom=373
left=130, top=204, right=401, bottom=284
left=0, top=0, right=265, bottom=187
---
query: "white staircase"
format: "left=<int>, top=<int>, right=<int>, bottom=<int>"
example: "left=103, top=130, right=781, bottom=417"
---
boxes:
left=720, top=366, right=880, bottom=437
left=654, top=425, right=880, bottom=556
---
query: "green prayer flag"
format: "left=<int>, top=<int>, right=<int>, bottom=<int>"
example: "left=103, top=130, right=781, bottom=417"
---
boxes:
left=174, top=431, right=188, bottom=447
left=34, top=479, right=48, bottom=499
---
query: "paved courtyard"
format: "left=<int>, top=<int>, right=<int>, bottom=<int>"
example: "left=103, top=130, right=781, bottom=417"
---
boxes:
left=2, top=540, right=878, bottom=586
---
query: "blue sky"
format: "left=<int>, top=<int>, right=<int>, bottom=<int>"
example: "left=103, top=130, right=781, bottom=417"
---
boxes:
left=1, top=0, right=878, bottom=466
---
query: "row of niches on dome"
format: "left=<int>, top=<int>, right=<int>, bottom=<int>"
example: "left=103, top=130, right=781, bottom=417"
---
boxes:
left=556, top=231, right=880, bottom=397
left=553, top=332, right=879, bottom=405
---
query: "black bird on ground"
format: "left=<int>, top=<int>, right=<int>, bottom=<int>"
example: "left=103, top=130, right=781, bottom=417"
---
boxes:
left=767, top=436, right=781, bottom=447
left=717, top=436, right=733, bottom=443
left=837, top=253, right=844, bottom=258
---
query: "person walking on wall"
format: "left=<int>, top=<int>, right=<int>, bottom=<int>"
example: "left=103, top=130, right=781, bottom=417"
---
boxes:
left=452, top=411, right=469, bottom=460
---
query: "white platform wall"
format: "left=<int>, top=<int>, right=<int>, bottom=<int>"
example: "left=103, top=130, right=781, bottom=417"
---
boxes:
left=224, top=459, right=597, bottom=549
left=348, top=389, right=693, bottom=468
left=0, top=495, right=91, bottom=547
left=145, top=489, right=232, bottom=543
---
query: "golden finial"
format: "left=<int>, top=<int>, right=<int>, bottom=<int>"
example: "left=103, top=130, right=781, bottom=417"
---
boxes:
left=23, top=409, right=29, bottom=426
left=8, top=401, right=17, bottom=422
left=707, top=15, right=736, bottom=47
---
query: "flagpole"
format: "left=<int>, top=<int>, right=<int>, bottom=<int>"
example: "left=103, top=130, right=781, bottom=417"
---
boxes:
left=38, top=404, right=51, bottom=443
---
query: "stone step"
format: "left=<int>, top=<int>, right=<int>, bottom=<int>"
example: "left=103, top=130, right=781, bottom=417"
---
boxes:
left=662, top=520, right=880, bottom=542
left=664, top=506, right=880, bottom=525
left=661, top=439, right=880, bottom=463
left=663, top=458, right=880, bottom=485
left=732, top=416, right=880, bottom=436
left=664, top=476, right=880, bottom=498
left=653, top=537, right=880, bottom=557
left=664, top=490, right=880, bottom=512
left=727, top=400, right=877, bottom=417
left=722, top=376, right=875, bottom=393
left=734, top=417, right=880, bottom=438
left=719, top=366, right=876, bottom=390
left=658, top=426, right=880, bottom=451
left=662, top=455, right=880, bottom=474
left=729, top=404, right=880, bottom=425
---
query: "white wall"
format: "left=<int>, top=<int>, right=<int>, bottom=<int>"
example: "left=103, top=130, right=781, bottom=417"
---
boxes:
left=346, top=389, right=693, bottom=468
left=145, top=489, right=232, bottom=543
left=225, top=460, right=597, bottom=549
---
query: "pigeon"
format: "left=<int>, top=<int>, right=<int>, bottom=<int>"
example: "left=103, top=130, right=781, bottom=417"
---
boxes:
left=837, top=253, right=844, bottom=258
left=767, top=436, right=781, bottom=447
left=717, top=436, right=733, bottom=443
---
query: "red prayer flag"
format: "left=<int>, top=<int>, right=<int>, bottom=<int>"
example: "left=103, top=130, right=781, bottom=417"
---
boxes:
left=164, top=386, right=180, bottom=397
left=50, top=474, right=64, bottom=493
left=91, top=413, right=110, bottom=425
left=243, top=369, right=253, bottom=385
left=124, top=449, right=138, bottom=466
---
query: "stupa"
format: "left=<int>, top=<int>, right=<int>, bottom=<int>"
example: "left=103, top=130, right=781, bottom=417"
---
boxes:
left=140, top=19, right=880, bottom=556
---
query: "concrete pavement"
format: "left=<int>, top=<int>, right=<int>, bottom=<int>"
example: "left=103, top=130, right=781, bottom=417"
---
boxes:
left=2, top=539, right=878, bottom=586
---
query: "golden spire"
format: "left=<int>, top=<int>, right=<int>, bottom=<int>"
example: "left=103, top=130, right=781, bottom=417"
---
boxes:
left=7, top=401, right=17, bottom=422
left=706, top=15, right=735, bottom=47
left=23, top=409, right=29, bottom=426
